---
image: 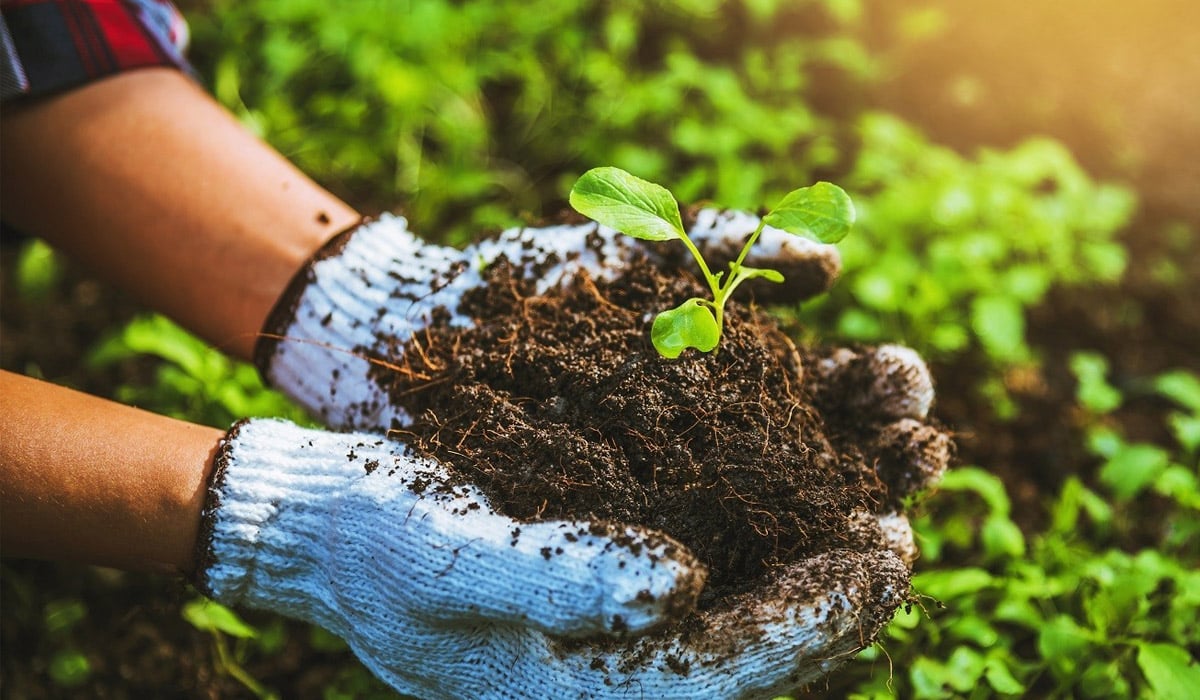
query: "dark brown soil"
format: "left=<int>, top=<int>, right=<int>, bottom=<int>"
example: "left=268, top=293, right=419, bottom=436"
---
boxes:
left=373, top=251, right=892, bottom=601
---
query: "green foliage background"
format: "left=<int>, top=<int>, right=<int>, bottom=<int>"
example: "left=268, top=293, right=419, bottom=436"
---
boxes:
left=5, top=0, right=1198, bottom=697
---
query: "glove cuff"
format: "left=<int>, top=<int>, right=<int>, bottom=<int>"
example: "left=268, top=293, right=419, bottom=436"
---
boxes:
left=195, top=418, right=399, bottom=624
left=255, top=215, right=465, bottom=427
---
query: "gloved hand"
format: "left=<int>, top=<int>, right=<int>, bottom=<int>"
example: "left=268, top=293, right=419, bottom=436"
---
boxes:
left=199, top=346, right=948, bottom=699
left=195, top=418, right=705, bottom=698
left=241, top=210, right=951, bottom=697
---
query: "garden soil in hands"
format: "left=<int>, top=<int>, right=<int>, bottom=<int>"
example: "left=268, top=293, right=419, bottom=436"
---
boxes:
left=375, top=250, right=899, bottom=608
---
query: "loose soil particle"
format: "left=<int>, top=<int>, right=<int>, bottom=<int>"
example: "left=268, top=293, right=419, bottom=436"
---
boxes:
left=373, top=252, right=891, bottom=603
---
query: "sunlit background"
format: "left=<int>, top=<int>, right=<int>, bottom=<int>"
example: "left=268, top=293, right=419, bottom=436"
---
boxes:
left=3, top=1, right=1197, bottom=697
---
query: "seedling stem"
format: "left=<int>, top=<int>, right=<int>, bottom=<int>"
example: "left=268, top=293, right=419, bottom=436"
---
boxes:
left=569, top=166, right=853, bottom=358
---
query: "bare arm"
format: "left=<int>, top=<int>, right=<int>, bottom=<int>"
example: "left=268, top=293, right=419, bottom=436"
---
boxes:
left=0, top=370, right=223, bottom=575
left=0, top=68, right=361, bottom=361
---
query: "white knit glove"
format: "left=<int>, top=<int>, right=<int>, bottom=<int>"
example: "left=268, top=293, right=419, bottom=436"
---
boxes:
left=254, top=210, right=841, bottom=430
left=197, top=418, right=704, bottom=696
left=198, top=404, right=946, bottom=699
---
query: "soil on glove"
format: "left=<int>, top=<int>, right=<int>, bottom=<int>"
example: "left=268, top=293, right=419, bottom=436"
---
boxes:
left=372, top=244, right=896, bottom=602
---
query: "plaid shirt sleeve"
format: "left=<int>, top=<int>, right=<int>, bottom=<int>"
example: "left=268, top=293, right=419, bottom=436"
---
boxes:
left=1, top=0, right=193, bottom=102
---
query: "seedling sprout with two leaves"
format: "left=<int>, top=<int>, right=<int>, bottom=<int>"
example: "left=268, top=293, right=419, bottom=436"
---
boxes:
left=569, top=166, right=855, bottom=358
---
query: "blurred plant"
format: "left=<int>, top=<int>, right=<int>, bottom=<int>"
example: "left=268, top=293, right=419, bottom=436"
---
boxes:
left=6, top=1, right=1184, bottom=697
left=182, top=599, right=280, bottom=699
left=187, top=0, right=1139, bottom=410
left=43, top=598, right=92, bottom=689
left=13, top=239, right=63, bottom=301
left=87, top=314, right=310, bottom=429
left=829, top=357, right=1200, bottom=698
left=184, top=0, right=873, bottom=243
left=797, top=113, right=1135, bottom=416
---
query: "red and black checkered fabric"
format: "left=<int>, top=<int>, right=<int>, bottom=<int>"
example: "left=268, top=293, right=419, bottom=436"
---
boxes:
left=1, top=0, right=192, bottom=102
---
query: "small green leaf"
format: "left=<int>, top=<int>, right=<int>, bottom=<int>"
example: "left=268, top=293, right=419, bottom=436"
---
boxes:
left=1137, top=642, right=1200, bottom=699
left=651, top=299, right=720, bottom=358
left=1167, top=414, right=1200, bottom=454
left=982, top=515, right=1026, bottom=559
left=1155, top=370, right=1200, bottom=411
left=762, top=181, right=855, bottom=243
left=1038, top=615, right=1094, bottom=678
left=569, top=166, right=685, bottom=242
left=947, top=615, right=1000, bottom=647
left=15, top=239, right=62, bottom=300
left=938, top=466, right=1012, bottom=516
left=43, top=599, right=87, bottom=634
left=913, top=567, right=995, bottom=598
left=945, top=647, right=986, bottom=692
left=1070, top=352, right=1122, bottom=414
left=1100, top=442, right=1170, bottom=499
left=48, top=649, right=91, bottom=688
left=732, top=265, right=785, bottom=284
left=983, top=656, right=1026, bottom=695
left=182, top=599, right=259, bottom=639
left=910, top=657, right=952, bottom=697
left=971, top=294, right=1027, bottom=363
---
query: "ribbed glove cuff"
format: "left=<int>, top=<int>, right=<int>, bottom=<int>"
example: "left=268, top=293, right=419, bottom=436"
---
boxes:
left=254, top=215, right=464, bottom=427
left=195, top=419, right=396, bottom=624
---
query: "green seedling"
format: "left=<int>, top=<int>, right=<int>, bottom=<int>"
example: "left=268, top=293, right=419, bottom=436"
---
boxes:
left=569, top=166, right=854, bottom=358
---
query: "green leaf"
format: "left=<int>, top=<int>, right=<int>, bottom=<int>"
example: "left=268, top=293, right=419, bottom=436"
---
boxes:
left=913, top=567, right=995, bottom=599
left=762, top=181, right=855, bottom=243
left=732, top=265, right=785, bottom=285
left=909, top=657, right=952, bottom=698
left=651, top=299, right=720, bottom=358
left=43, top=599, right=87, bottom=634
left=994, top=597, right=1045, bottom=628
left=1069, top=352, right=1123, bottom=414
left=946, top=615, right=1000, bottom=646
left=182, top=599, right=259, bottom=639
left=983, top=656, right=1026, bottom=695
left=1167, top=414, right=1200, bottom=454
left=48, top=649, right=91, bottom=688
left=1137, top=642, right=1200, bottom=699
left=15, top=239, right=62, bottom=299
left=1080, top=660, right=1129, bottom=699
left=945, top=647, right=986, bottom=692
left=970, top=294, right=1027, bottom=362
left=1156, top=464, right=1200, bottom=509
left=569, top=166, right=685, bottom=241
left=1038, top=615, right=1095, bottom=678
left=1099, top=442, right=1170, bottom=499
left=982, top=515, right=1026, bottom=560
left=1155, top=370, right=1200, bottom=411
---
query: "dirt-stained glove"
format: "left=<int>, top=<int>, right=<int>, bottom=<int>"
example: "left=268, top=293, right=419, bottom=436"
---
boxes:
left=198, top=345, right=947, bottom=700
left=537, top=343, right=948, bottom=699
left=255, top=210, right=840, bottom=430
left=248, top=211, right=952, bottom=697
left=196, top=418, right=705, bottom=697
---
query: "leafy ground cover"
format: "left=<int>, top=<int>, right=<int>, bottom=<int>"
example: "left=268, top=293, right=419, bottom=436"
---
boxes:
left=2, top=0, right=1197, bottom=697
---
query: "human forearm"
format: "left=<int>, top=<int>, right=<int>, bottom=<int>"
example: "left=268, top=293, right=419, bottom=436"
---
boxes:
left=0, top=68, right=360, bottom=360
left=0, top=370, right=223, bottom=575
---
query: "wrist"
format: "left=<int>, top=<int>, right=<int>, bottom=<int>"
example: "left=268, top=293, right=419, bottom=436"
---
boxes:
left=0, top=371, right=223, bottom=576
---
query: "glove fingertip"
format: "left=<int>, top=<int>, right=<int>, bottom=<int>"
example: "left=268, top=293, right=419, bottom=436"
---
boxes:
left=870, top=344, right=935, bottom=420
left=812, top=344, right=935, bottom=423
left=513, top=521, right=706, bottom=637
left=588, top=523, right=707, bottom=635
left=873, top=418, right=955, bottom=498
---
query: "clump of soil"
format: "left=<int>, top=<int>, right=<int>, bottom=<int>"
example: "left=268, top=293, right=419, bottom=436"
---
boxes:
left=374, top=250, right=888, bottom=601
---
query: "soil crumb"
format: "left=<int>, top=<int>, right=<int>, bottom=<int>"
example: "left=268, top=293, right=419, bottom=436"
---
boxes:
left=374, top=253, right=888, bottom=602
